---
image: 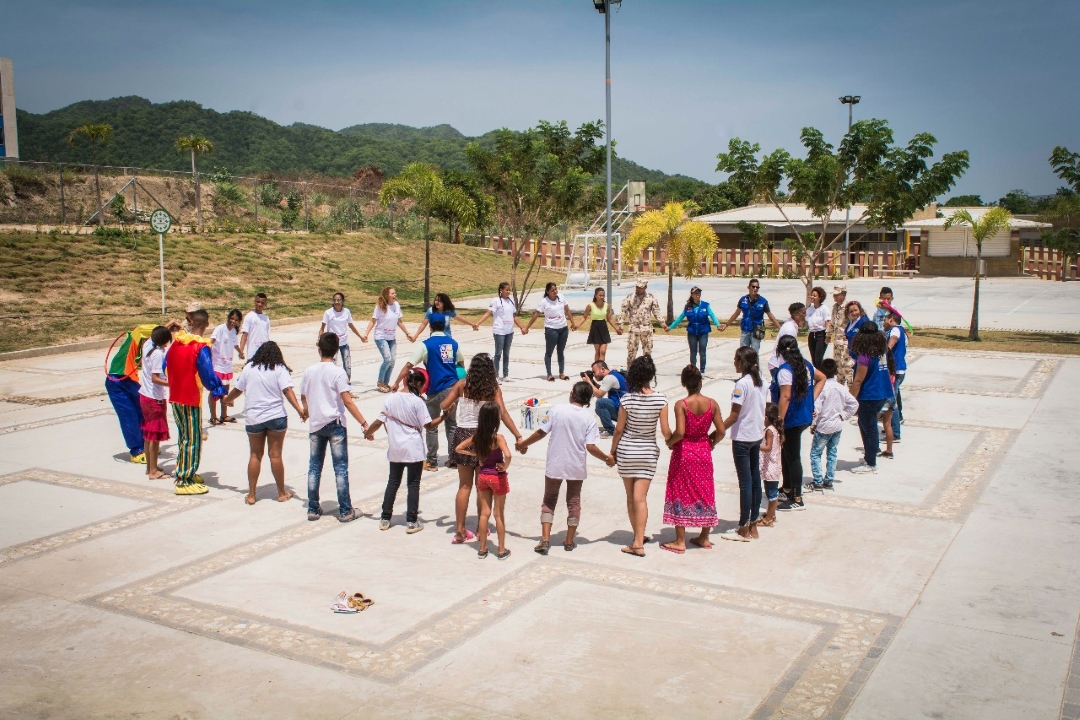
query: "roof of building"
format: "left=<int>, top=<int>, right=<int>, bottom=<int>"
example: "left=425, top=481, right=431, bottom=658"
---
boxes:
left=693, top=203, right=874, bottom=228
left=901, top=207, right=1051, bottom=229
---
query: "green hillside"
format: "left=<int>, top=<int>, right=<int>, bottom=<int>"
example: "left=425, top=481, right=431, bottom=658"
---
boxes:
left=15, top=96, right=704, bottom=191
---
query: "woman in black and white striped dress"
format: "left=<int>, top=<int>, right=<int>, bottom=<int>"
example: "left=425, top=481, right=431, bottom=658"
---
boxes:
left=609, top=355, right=670, bottom=558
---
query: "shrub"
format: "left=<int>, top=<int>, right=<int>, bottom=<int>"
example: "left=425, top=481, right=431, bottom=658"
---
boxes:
left=258, top=181, right=283, bottom=208
left=3, top=166, right=49, bottom=198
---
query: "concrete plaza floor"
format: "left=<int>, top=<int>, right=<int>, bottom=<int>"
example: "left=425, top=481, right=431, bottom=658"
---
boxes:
left=0, top=316, right=1078, bottom=718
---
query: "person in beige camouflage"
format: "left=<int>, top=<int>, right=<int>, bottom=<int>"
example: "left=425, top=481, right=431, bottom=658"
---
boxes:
left=829, top=285, right=853, bottom=385
left=618, top=279, right=668, bottom=370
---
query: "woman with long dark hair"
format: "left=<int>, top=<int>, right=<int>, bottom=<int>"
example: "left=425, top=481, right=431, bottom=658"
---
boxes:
left=770, top=335, right=825, bottom=510
left=609, top=355, right=670, bottom=557
left=805, top=287, right=829, bottom=369
left=578, top=287, right=622, bottom=363
left=414, top=293, right=477, bottom=337
left=668, top=286, right=720, bottom=374
left=848, top=322, right=896, bottom=474
left=441, top=353, right=523, bottom=544
left=720, top=346, right=766, bottom=540
left=523, top=282, right=575, bottom=381
left=223, top=341, right=305, bottom=505
left=473, top=282, right=524, bottom=381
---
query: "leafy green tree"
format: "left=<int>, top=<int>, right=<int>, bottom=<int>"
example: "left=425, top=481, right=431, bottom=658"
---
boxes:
left=943, top=207, right=1012, bottom=340
left=280, top=188, right=302, bottom=230
left=995, top=189, right=1037, bottom=215
left=623, top=202, right=718, bottom=323
left=734, top=220, right=773, bottom=272
left=1050, top=146, right=1080, bottom=193
left=257, top=180, right=283, bottom=208
left=379, top=162, right=477, bottom=306
left=175, top=135, right=214, bottom=230
left=716, top=120, right=969, bottom=301
left=1042, top=228, right=1080, bottom=281
left=440, top=169, right=494, bottom=243
left=693, top=181, right=750, bottom=215
left=466, top=120, right=605, bottom=309
left=944, top=194, right=984, bottom=207
left=67, top=122, right=114, bottom=226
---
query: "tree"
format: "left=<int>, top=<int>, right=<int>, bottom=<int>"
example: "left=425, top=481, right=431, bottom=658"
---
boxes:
left=1043, top=228, right=1080, bottom=281
left=943, top=207, right=1012, bottom=340
left=67, top=122, right=114, bottom=227
left=1050, top=146, right=1080, bottom=193
left=379, top=162, right=477, bottom=306
left=440, top=169, right=494, bottom=244
left=466, top=120, right=605, bottom=309
left=716, top=120, right=969, bottom=302
left=622, top=202, right=717, bottom=323
left=944, top=194, right=984, bottom=207
left=996, top=189, right=1037, bottom=215
left=734, top=220, right=773, bottom=273
left=175, top=135, right=214, bottom=230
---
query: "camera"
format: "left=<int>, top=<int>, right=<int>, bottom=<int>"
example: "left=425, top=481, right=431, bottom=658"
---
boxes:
left=580, top=370, right=595, bottom=379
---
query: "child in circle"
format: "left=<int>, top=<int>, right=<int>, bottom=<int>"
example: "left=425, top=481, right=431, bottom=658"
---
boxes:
left=138, top=325, right=173, bottom=480
left=209, top=309, right=242, bottom=425
left=757, top=403, right=784, bottom=528
left=455, top=402, right=512, bottom=560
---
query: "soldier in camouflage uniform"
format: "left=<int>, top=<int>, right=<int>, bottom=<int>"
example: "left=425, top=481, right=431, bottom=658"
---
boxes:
left=830, top=285, right=854, bottom=385
left=619, top=279, right=668, bottom=370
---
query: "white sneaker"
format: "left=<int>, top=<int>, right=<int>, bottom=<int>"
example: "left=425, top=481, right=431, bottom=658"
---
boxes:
left=720, top=529, right=751, bottom=542
left=379, top=519, right=391, bottom=531
left=598, top=430, right=613, bottom=439
left=850, top=462, right=877, bottom=475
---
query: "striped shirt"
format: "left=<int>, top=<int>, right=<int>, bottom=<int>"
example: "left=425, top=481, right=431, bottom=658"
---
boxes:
left=616, top=390, right=668, bottom=479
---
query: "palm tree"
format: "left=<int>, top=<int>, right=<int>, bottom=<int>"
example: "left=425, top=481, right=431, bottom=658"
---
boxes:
left=379, top=163, right=477, bottom=306
left=944, top=206, right=1012, bottom=340
left=175, top=135, right=214, bottom=231
left=67, top=123, right=113, bottom=227
left=623, top=201, right=719, bottom=323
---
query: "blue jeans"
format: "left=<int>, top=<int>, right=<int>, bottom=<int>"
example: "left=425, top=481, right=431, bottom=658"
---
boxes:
left=892, top=373, right=905, bottom=438
left=493, top=332, right=513, bottom=377
left=374, top=339, right=396, bottom=386
left=810, top=429, right=842, bottom=485
left=857, top=399, right=887, bottom=467
left=595, top=397, right=617, bottom=433
left=307, top=421, right=352, bottom=516
left=732, top=440, right=762, bottom=527
left=687, top=333, right=709, bottom=373
left=739, top=329, right=762, bottom=353
left=544, top=326, right=568, bottom=376
left=338, top=344, right=352, bottom=382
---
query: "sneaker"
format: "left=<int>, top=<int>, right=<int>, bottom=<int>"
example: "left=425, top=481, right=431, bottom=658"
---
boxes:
left=850, top=462, right=877, bottom=475
left=130, top=452, right=147, bottom=464
left=501, top=375, right=510, bottom=383
left=598, top=430, right=613, bottom=439
left=719, top=529, right=750, bottom=542
left=379, top=519, right=391, bottom=531
left=174, top=483, right=209, bottom=496
left=424, top=461, right=439, bottom=472
left=822, top=480, right=834, bottom=489
left=406, top=521, right=424, bottom=534
left=879, top=451, right=895, bottom=459
left=338, top=509, right=358, bottom=523
left=893, top=437, right=901, bottom=443
left=307, top=507, right=323, bottom=521
left=789, top=498, right=806, bottom=511
left=776, top=490, right=789, bottom=503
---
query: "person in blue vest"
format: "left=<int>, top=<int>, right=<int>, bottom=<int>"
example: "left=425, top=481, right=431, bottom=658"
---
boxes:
left=843, top=300, right=869, bottom=360
left=883, top=311, right=907, bottom=442
left=668, top=286, right=720, bottom=374
left=848, top=322, right=896, bottom=474
left=771, top=336, right=826, bottom=510
left=585, top=360, right=627, bottom=438
left=393, top=314, right=465, bottom=471
left=718, top=278, right=781, bottom=352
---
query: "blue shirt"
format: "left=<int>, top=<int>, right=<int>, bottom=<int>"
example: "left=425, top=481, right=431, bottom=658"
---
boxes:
left=421, top=333, right=461, bottom=395
left=857, top=354, right=894, bottom=401
left=846, top=316, right=867, bottom=359
left=425, top=308, right=457, bottom=336
left=669, top=301, right=719, bottom=335
left=738, top=294, right=771, bottom=332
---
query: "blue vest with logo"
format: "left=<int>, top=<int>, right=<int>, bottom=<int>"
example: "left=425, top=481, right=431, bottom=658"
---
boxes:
left=857, top=354, right=894, bottom=401
left=890, top=327, right=907, bottom=372
left=685, top=300, right=712, bottom=336
left=423, top=333, right=460, bottom=395
left=739, top=294, right=770, bottom=332
left=778, top=361, right=815, bottom=429
left=607, top=370, right=628, bottom=410
left=846, top=315, right=867, bottom=359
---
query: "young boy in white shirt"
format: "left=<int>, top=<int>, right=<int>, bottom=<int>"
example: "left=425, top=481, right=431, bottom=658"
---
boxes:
left=299, top=333, right=369, bottom=522
left=516, top=381, right=615, bottom=554
left=809, top=358, right=859, bottom=490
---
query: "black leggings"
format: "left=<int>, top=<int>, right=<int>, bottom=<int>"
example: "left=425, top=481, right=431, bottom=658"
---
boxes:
left=807, top=331, right=827, bottom=369
left=781, top=423, right=809, bottom=500
left=382, top=461, right=422, bottom=522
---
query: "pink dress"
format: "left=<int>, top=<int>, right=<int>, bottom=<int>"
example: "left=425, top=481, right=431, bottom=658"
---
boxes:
left=663, top=399, right=718, bottom=527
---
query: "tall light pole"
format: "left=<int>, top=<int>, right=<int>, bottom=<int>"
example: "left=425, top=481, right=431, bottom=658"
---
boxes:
left=595, top=0, right=620, bottom=299
left=839, top=95, right=860, bottom=276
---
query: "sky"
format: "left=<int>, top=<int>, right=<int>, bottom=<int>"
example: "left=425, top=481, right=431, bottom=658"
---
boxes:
left=6, top=0, right=1078, bottom=200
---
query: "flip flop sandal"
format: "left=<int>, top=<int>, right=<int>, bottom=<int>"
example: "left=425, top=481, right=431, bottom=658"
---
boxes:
left=451, top=529, right=477, bottom=544
left=547, top=375, right=555, bottom=382
left=563, top=541, right=576, bottom=552
left=660, top=542, right=685, bottom=555
left=348, top=593, right=374, bottom=610
left=559, top=375, right=569, bottom=380
left=496, top=549, right=512, bottom=560
left=689, top=538, right=713, bottom=550
left=222, top=417, right=237, bottom=424
left=534, top=540, right=550, bottom=555
left=621, top=546, right=646, bottom=558
left=477, top=549, right=489, bottom=559
left=332, top=591, right=358, bottom=613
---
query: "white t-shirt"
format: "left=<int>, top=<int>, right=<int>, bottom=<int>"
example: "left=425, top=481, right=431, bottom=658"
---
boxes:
left=242, top=311, right=271, bottom=357
left=768, top=319, right=801, bottom=370
left=538, top=403, right=599, bottom=480
left=300, top=361, right=350, bottom=433
left=322, top=307, right=354, bottom=347
left=235, top=364, right=292, bottom=425
left=488, top=296, right=517, bottom=335
left=211, top=323, right=238, bottom=374
left=139, top=339, right=168, bottom=401
left=729, top=374, right=766, bottom=443
left=373, top=302, right=402, bottom=341
left=806, top=304, right=829, bottom=332
left=599, top=374, right=621, bottom=394
left=536, top=295, right=568, bottom=330
left=379, top=391, right=432, bottom=463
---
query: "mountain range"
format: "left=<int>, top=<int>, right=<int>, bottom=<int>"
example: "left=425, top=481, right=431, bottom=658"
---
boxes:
left=15, top=96, right=701, bottom=189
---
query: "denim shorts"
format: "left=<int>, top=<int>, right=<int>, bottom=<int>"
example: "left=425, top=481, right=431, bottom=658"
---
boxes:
left=246, top=416, right=288, bottom=434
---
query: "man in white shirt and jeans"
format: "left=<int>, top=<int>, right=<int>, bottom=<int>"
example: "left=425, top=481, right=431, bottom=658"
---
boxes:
left=300, top=333, right=369, bottom=522
left=809, top=358, right=859, bottom=490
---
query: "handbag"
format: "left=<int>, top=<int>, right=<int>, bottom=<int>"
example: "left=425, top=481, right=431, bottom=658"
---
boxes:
left=752, top=324, right=766, bottom=341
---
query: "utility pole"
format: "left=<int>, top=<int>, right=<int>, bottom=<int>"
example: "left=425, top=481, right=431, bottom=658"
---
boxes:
left=599, top=0, right=618, bottom=300
left=58, top=163, right=66, bottom=226
left=839, top=95, right=861, bottom=276
left=253, top=178, right=259, bottom=225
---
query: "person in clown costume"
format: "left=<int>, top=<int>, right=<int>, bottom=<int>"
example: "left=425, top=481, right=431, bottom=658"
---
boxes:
left=105, top=322, right=172, bottom=464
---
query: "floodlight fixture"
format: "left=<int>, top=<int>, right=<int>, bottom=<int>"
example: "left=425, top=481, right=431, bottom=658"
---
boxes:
left=593, top=0, right=621, bottom=13
left=839, top=95, right=861, bottom=106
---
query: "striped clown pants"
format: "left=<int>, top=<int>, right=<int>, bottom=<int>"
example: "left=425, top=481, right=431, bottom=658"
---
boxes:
left=171, top=403, right=203, bottom=485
